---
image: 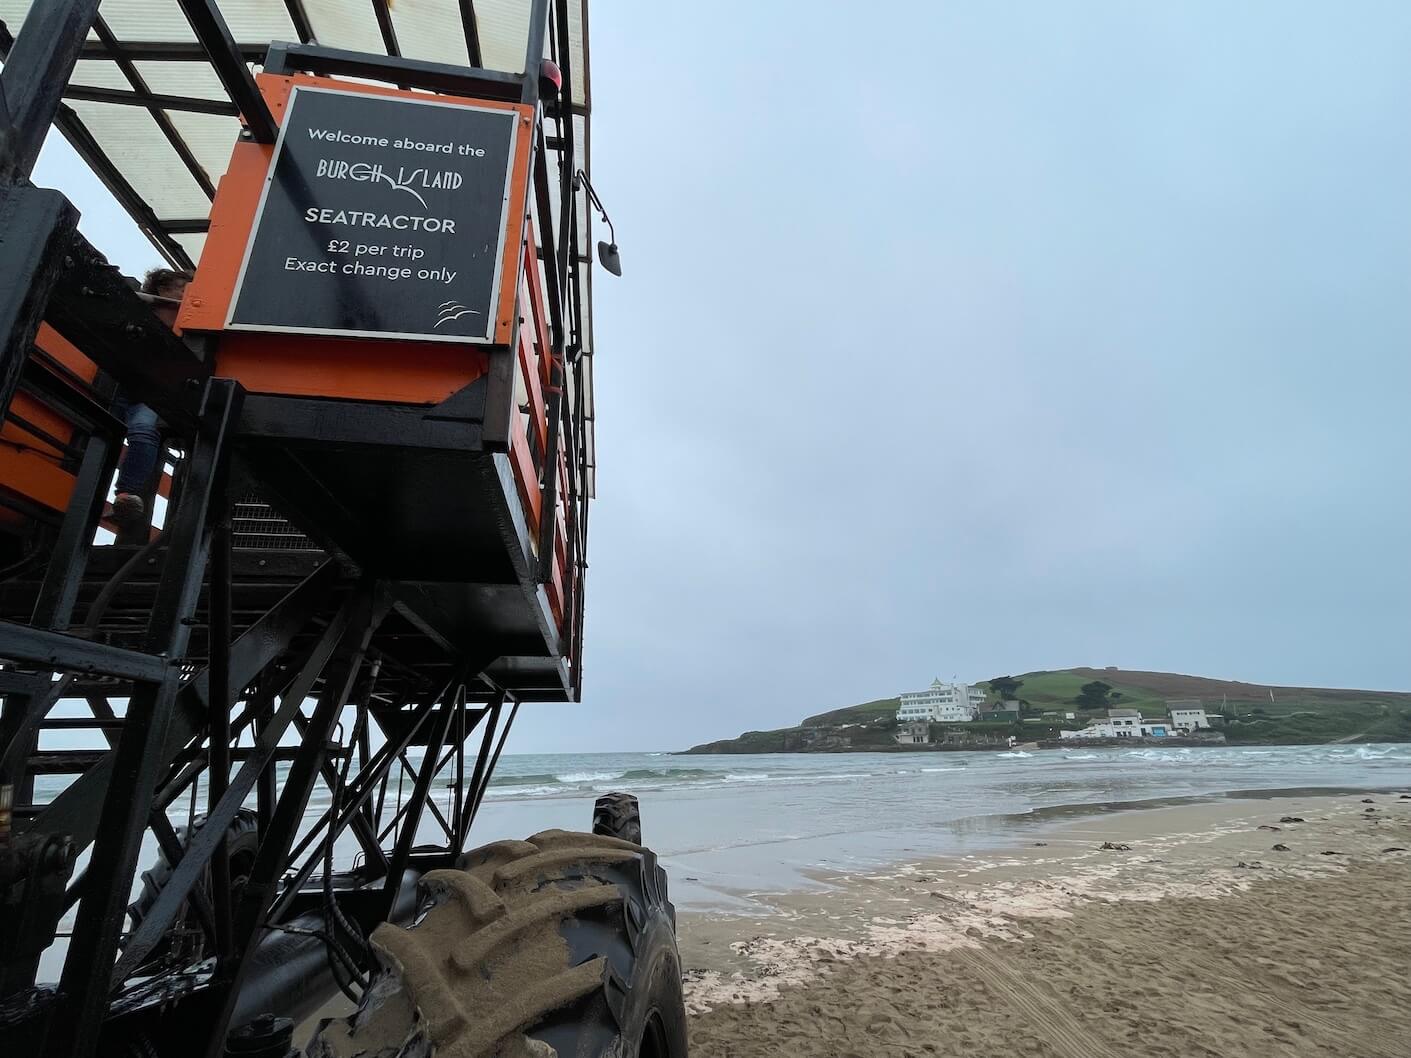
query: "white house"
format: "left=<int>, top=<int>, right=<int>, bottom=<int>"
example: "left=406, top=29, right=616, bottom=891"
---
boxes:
left=1061, top=710, right=1174, bottom=739
left=896, top=678, right=986, bottom=723
left=1108, top=708, right=1141, bottom=738
left=1167, top=700, right=1210, bottom=731
left=1061, top=719, right=1115, bottom=740
left=895, top=721, right=930, bottom=745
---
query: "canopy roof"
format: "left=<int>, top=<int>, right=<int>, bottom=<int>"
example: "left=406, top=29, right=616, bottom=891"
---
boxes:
left=0, top=1, right=589, bottom=270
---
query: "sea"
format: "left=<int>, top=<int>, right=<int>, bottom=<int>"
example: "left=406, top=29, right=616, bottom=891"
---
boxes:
left=25, top=741, right=1411, bottom=980
left=34, top=744, right=1411, bottom=895
left=466, top=743, right=1411, bottom=907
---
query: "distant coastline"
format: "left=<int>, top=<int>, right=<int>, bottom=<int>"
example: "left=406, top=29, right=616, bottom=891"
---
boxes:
left=681, top=667, right=1411, bottom=754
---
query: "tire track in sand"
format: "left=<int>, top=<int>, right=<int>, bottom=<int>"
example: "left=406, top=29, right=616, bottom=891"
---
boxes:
left=1177, top=950, right=1404, bottom=1057
left=959, top=947, right=1125, bottom=1058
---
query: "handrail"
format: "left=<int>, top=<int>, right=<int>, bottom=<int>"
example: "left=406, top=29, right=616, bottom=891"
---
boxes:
left=508, top=215, right=576, bottom=632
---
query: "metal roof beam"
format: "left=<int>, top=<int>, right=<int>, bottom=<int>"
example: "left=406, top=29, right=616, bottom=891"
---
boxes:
left=458, top=1, right=483, bottom=67
left=175, top=0, right=278, bottom=143
left=263, top=41, right=526, bottom=100
left=283, top=0, right=316, bottom=44
left=371, top=0, right=401, bottom=57
left=0, top=0, right=102, bottom=181
left=521, top=0, right=550, bottom=105
left=79, top=40, right=269, bottom=62
left=62, top=84, right=239, bottom=116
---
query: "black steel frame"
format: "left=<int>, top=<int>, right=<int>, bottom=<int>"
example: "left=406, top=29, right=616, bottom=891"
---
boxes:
left=0, top=2, right=597, bottom=1056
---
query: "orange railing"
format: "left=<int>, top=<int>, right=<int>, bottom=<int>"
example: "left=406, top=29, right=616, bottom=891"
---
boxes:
left=0, top=325, right=172, bottom=542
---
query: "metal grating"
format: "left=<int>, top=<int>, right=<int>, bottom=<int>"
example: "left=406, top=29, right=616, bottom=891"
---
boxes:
left=230, top=490, right=321, bottom=551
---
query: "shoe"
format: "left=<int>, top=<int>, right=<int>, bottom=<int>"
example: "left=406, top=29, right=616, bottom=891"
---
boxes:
left=112, top=492, right=145, bottom=526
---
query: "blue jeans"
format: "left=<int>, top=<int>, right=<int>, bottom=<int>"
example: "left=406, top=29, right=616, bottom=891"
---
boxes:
left=113, top=399, right=161, bottom=496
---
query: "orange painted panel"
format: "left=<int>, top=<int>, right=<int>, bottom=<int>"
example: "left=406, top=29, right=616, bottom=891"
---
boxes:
left=216, top=332, right=488, bottom=403
left=181, top=73, right=532, bottom=405
left=0, top=325, right=102, bottom=519
left=5, top=393, right=73, bottom=461
left=0, top=448, right=77, bottom=514
left=35, top=324, right=99, bottom=383
left=509, top=416, right=541, bottom=532
left=547, top=559, right=564, bottom=628
left=516, top=323, right=547, bottom=452
left=520, top=221, right=554, bottom=388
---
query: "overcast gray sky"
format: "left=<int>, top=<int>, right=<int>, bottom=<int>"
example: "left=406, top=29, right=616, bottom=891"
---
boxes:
left=44, top=1, right=1411, bottom=753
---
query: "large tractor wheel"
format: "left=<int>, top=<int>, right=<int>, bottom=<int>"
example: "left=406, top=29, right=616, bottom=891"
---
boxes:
left=308, top=829, right=686, bottom=1058
left=126, top=809, right=260, bottom=965
left=592, top=792, right=642, bottom=844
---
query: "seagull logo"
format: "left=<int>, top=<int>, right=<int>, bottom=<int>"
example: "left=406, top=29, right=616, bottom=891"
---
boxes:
left=435, top=300, right=480, bottom=328
left=375, top=170, right=428, bottom=208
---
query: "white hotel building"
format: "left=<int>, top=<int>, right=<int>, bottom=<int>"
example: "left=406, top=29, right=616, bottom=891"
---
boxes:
left=896, top=678, right=987, bottom=723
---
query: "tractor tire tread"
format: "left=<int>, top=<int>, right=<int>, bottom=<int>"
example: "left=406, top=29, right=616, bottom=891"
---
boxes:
left=308, top=828, right=684, bottom=1058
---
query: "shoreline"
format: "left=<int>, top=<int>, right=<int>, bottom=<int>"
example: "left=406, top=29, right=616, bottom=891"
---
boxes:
left=664, top=781, right=1408, bottom=914
left=680, top=737, right=1410, bottom=755
left=680, top=788, right=1411, bottom=1056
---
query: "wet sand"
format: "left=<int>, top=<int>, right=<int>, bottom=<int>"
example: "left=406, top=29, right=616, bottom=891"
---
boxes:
left=682, top=791, right=1411, bottom=1057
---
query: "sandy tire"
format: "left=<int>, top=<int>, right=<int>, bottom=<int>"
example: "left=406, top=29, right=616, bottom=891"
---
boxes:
left=592, top=792, right=642, bottom=845
left=126, top=809, right=259, bottom=961
left=308, top=829, right=686, bottom=1058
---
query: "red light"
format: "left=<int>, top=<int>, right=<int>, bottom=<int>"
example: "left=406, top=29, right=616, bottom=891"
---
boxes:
left=539, top=60, right=563, bottom=93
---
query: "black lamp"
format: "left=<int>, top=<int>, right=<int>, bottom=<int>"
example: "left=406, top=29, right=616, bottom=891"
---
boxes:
left=575, top=170, right=622, bottom=276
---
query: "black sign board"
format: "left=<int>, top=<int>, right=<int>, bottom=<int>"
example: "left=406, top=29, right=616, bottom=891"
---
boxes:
left=228, top=86, right=519, bottom=343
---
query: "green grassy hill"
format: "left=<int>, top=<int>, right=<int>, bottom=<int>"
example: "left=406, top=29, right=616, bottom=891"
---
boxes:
left=800, top=697, right=900, bottom=727
left=982, top=671, right=1167, bottom=714
left=683, top=667, right=1411, bottom=752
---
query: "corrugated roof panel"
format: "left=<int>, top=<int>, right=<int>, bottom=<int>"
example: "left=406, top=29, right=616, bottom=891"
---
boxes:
left=69, top=60, right=129, bottom=91
left=582, top=353, right=595, bottom=495
left=578, top=261, right=592, bottom=353
left=390, top=0, right=471, bottom=68
left=566, top=0, right=586, bottom=107
left=472, top=0, right=530, bottom=74
left=67, top=100, right=212, bottom=218
left=301, top=0, right=387, bottom=56
left=134, top=60, right=232, bottom=101
left=572, top=112, right=590, bottom=260
left=86, top=2, right=195, bottom=41
left=174, top=232, right=208, bottom=262
left=203, top=0, right=297, bottom=39
left=164, top=110, right=239, bottom=184
left=101, top=0, right=293, bottom=42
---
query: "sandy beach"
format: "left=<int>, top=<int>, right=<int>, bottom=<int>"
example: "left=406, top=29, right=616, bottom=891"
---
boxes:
left=681, top=791, right=1411, bottom=1057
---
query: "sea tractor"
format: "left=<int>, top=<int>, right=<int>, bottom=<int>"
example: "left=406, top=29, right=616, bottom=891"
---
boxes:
left=0, top=2, right=686, bottom=1056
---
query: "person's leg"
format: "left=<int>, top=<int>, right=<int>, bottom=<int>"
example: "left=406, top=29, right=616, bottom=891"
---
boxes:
left=114, top=402, right=161, bottom=506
